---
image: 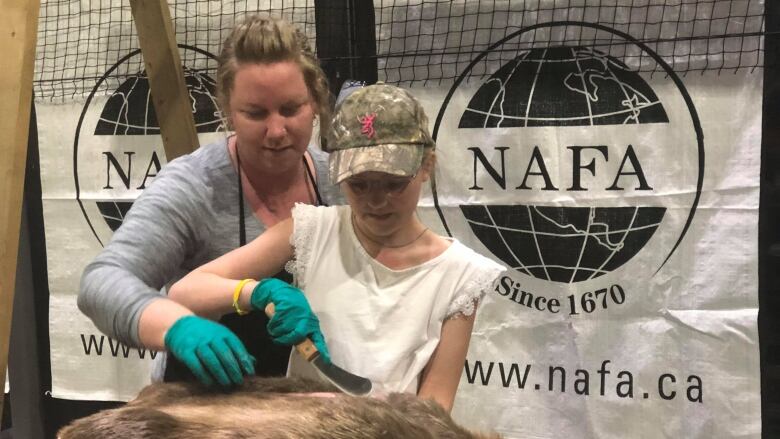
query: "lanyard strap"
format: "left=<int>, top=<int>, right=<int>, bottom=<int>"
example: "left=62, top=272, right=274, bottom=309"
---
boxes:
left=236, top=149, right=326, bottom=246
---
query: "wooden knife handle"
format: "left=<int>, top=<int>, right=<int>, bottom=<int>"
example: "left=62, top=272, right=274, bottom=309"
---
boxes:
left=264, top=303, right=319, bottom=362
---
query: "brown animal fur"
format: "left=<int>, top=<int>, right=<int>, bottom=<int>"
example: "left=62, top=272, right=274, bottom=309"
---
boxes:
left=58, top=377, right=501, bottom=439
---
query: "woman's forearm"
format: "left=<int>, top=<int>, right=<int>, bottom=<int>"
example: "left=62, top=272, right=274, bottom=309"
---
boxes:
left=137, top=298, right=194, bottom=350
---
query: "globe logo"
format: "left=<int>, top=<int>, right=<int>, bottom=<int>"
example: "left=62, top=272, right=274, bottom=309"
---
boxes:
left=459, top=46, right=669, bottom=128
left=74, top=46, right=225, bottom=245
left=431, top=22, right=704, bottom=284
left=462, top=205, right=665, bottom=283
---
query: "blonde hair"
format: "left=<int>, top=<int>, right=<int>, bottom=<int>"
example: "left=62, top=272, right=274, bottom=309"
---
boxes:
left=217, top=14, right=332, bottom=139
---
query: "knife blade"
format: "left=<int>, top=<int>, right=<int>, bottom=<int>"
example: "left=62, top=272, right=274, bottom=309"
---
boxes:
left=265, top=304, right=373, bottom=396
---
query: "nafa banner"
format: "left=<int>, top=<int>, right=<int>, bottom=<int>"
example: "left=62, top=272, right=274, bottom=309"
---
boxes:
left=411, top=22, right=761, bottom=439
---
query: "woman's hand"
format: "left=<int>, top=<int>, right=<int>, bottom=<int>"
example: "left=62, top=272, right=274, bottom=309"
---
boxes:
left=164, top=315, right=256, bottom=387
left=250, top=278, right=331, bottom=363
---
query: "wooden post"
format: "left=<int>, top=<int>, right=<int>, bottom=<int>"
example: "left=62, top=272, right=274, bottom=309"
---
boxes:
left=130, top=0, right=199, bottom=161
left=0, top=0, right=40, bottom=417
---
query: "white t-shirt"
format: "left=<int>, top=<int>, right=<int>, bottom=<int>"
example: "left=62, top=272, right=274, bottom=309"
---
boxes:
left=286, top=204, right=505, bottom=394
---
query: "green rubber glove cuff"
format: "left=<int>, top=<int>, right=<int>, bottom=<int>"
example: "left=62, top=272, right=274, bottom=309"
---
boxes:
left=249, top=278, right=287, bottom=311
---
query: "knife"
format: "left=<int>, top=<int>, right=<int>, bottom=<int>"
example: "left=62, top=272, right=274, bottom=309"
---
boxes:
left=265, top=303, right=373, bottom=396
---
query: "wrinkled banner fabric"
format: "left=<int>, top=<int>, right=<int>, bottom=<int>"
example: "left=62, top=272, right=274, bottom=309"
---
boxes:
left=39, top=82, right=225, bottom=401
left=413, top=26, right=762, bottom=439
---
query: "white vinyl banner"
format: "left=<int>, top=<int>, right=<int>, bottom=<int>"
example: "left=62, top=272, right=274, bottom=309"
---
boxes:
left=39, top=65, right=226, bottom=400
left=413, top=39, right=762, bottom=439
left=38, top=3, right=761, bottom=438
left=39, top=95, right=159, bottom=401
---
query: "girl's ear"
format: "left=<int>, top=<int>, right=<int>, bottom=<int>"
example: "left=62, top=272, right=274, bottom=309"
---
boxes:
left=419, top=150, right=436, bottom=182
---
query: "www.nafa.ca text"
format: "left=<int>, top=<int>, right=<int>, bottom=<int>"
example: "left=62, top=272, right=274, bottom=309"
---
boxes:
left=464, top=359, right=703, bottom=403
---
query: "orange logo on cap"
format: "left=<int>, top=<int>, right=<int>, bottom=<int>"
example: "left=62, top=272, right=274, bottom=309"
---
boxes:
left=359, top=113, right=377, bottom=138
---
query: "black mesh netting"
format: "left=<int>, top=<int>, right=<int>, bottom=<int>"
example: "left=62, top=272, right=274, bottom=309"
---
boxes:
left=35, top=0, right=316, bottom=101
left=34, top=0, right=771, bottom=101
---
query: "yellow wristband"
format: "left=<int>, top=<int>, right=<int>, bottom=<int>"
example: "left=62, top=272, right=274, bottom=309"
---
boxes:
left=232, top=279, right=254, bottom=316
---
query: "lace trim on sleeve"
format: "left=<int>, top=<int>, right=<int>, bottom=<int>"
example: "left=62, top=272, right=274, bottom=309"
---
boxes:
left=446, top=266, right=504, bottom=319
left=286, top=204, right=318, bottom=281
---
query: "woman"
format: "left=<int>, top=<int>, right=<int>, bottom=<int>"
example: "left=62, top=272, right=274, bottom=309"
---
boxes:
left=78, top=14, right=341, bottom=387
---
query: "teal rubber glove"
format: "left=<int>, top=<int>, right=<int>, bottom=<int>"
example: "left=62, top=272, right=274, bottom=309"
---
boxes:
left=164, top=315, right=256, bottom=387
left=250, top=278, right=331, bottom=364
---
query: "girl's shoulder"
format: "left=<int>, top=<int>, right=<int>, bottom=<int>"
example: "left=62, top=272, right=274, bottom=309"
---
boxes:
left=291, top=203, right=345, bottom=218
left=443, top=238, right=506, bottom=273
left=437, top=239, right=506, bottom=317
left=287, top=204, right=348, bottom=280
left=291, top=204, right=348, bottom=236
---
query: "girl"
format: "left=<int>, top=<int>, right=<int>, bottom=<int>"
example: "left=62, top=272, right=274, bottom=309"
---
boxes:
left=169, top=84, right=505, bottom=411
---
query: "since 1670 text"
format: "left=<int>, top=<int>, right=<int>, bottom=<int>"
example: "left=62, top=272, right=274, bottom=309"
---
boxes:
left=493, top=275, right=626, bottom=316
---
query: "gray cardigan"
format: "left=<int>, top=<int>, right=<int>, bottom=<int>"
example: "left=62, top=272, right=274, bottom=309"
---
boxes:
left=78, top=138, right=342, bottom=347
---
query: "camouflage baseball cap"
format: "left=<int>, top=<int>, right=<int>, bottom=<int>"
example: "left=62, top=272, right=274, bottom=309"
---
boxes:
left=327, top=83, right=435, bottom=184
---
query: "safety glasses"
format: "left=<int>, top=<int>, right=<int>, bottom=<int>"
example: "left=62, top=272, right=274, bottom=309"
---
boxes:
left=343, top=174, right=416, bottom=198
